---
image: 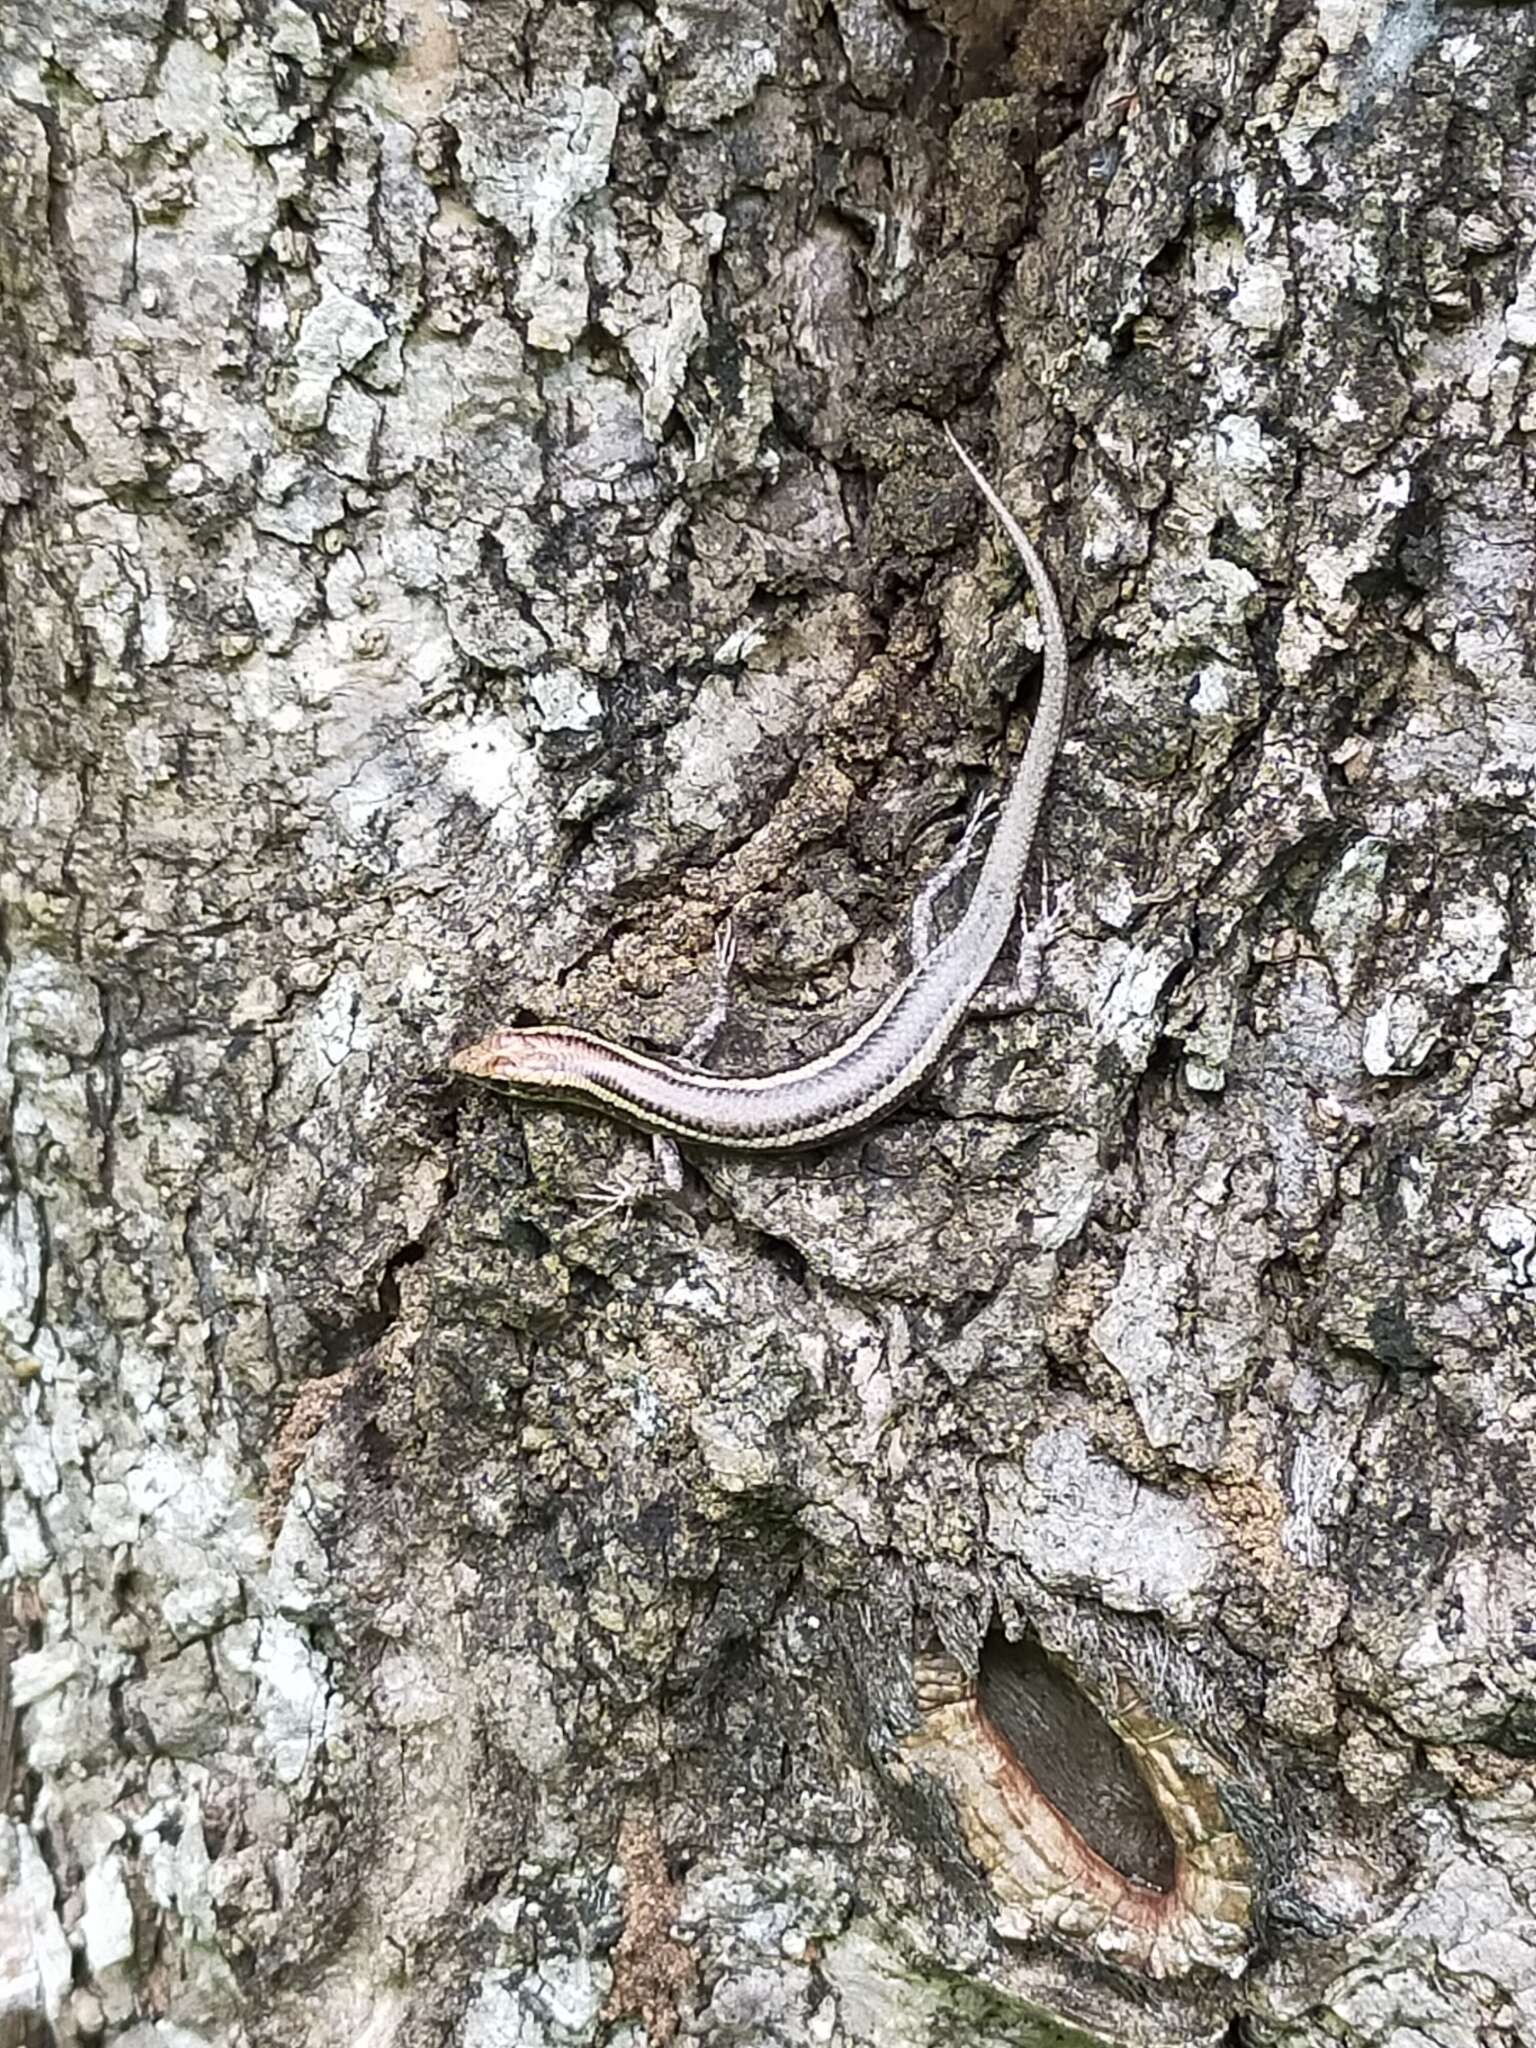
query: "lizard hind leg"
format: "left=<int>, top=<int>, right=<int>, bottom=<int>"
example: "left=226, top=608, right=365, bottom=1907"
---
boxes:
left=970, top=862, right=1074, bottom=1017
left=910, top=790, right=999, bottom=963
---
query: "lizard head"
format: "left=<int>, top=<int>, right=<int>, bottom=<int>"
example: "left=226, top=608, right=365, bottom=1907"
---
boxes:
left=448, top=1028, right=572, bottom=1093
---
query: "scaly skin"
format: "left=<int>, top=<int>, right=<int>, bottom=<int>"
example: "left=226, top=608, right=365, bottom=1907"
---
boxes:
left=450, top=428, right=1071, bottom=1151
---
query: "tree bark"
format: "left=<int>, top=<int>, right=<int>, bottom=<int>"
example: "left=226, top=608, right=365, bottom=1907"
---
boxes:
left=3, top=0, right=1535, bottom=2042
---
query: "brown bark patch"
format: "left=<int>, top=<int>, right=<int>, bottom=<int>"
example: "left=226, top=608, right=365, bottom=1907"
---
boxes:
left=604, top=1808, right=697, bottom=2046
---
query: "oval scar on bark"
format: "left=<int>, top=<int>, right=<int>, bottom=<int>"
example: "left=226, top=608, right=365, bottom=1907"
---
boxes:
left=902, top=1633, right=1254, bottom=1976
left=976, top=1630, right=1175, bottom=1894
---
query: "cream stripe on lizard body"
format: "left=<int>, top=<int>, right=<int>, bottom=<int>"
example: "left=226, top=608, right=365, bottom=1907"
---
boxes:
left=450, top=429, right=1071, bottom=1151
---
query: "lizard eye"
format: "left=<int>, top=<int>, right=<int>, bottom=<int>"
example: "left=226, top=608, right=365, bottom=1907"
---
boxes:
left=450, top=1030, right=547, bottom=1087
left=497, top=1032, right=572, bottom=1088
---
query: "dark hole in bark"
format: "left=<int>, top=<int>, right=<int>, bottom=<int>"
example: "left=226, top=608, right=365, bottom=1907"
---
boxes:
left=976, top=1630, right=1176, bottom=1893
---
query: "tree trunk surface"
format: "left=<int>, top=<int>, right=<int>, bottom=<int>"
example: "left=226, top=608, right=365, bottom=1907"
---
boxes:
left=3, top=0, right=1535, bottom=2043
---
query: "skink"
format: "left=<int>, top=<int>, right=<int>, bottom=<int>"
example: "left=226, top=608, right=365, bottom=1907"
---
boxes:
left=450, top=428, right=1070, bottom=1151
